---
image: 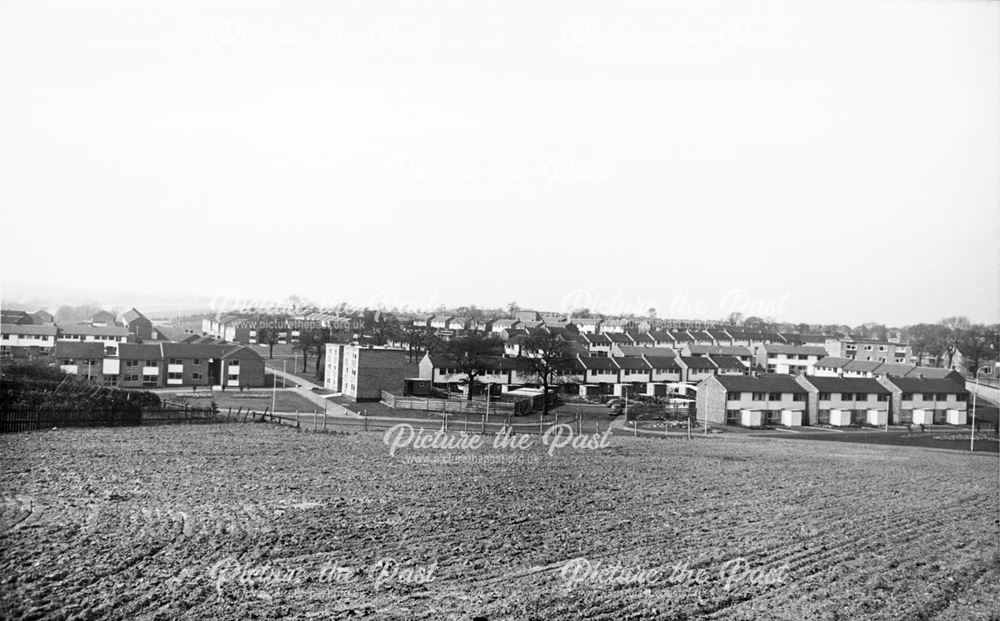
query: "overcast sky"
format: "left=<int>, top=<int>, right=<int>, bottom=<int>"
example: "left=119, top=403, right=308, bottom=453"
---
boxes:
left=1, top=0, right=997, bottom=326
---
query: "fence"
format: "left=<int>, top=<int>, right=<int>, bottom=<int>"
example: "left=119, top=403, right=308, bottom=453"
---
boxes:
left=380, top=391, right=532, bottom=415
left=0, top=408, right=142, bottom=433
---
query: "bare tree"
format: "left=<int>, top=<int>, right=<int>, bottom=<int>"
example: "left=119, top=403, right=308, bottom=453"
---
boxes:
left=436, top=334, right=503, bottom=400
left=519, top=332, right=580, bottom=415
left=256, top=319, right=281, bottom=360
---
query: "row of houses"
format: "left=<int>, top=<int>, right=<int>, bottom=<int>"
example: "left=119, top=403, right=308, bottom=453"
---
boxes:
left=1, top=308, right=159, bottom=359
left=51, top=341, right=266, bottom=389
left=810, top=357, right=963, bottom=380
left=696, top=374, right=970, bottom=427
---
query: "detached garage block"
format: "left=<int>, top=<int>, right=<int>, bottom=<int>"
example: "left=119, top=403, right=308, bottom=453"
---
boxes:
left=946, top=409, right=966, bottom=425
left=780, top=409, right=802, bottom=427
left=867, top=409, right=887, bottom=427
left=740, top=409, right=763, bottom=427
left=830, top=409, right=852, bottom=427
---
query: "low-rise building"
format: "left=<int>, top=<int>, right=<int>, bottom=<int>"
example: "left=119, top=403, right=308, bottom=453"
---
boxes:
left=121, top=308, right=154, bottom=341
left=696, top=374, right=809, bottom=426
left=1, top=323, right=58, bottom=358
left=842, top=338, right=911, bottom=364
left=756, top=344, right=827, bottom=375
left=879, top=377, right=969, bottom=424
left=54, top=342, right=107, bottom=381
left=56, top=324, right=130, bottom=355
left=799, top=376, right=892, bottom=426
left=581, top=333, right=613, bottom=356
left=677, top=356, right=717, bottom=383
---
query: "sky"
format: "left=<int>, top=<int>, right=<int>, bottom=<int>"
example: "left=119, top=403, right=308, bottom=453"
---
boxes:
left=1, top=0, right=997, bottom=326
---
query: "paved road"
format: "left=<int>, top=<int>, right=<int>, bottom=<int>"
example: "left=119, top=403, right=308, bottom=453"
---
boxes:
left=966, top=381, right=999, bottom=407
left=263, top=365, right=354, bottom=416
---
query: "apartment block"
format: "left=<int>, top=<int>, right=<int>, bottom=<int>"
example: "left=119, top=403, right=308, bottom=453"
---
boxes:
left=327, top=344, right=418, bottom=401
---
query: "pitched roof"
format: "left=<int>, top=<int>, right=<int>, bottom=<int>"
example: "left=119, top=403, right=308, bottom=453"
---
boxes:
left=814, top=356, right=852, bottom=369
left=582, top=333, right=612, bottom=345
left=57, top=324, right=130, bottom=337
left=161, top=342, right=229, bottom=359
left=873, top=363, right=914, bottom=377
left=0, top=310, right=32, bottom=324
left=626, top=331, right=654, bottom=344
left=53, top=341, right=106, bottom=358
left=604, top=332, right=631, bottom=343
left=762, top=344, right=828, bottom=355
left=680, top=356, right=716, bottom=370
left=578, top=356, right=619, bottom=371
left=843, top=359, right=882, bottom=372
left=1, top=323, right=58, bottom=336
left=612, top=345, right=677, bottom=357
left=648, top=331, right=675, bottom=343
left=782, top=333, right=830, bottom=345
left=905, top=367, right=961, bottom=380
left=30, top=310, right=54, bottom=322
left=90, top=310, right=117, bottom=323
left=644, top=355, right=680, bottom=370
left=709, top=355, right=745, bottom=369
left=687, top=344, right=723, bottom=355
left=884, top=377, right=968, bottom=395
left=713, top=375, right=808, bottom=393
left=612, top=357, right=650, bottom=370
left=802, top=376, right=891, bottom=394
left=121, top=308, right=147, bottom=323
left=118, top=344, right=164, bottom=359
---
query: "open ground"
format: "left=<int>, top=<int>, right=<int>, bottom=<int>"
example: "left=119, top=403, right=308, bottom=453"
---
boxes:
left=0, top=423, right=997, bottom=620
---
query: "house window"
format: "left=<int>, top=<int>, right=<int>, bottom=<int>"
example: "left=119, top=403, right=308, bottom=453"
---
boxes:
left=752, top=392, right=765, bottom=401
left=145, top=360, right=158, bottom=367
left=126, top=360, right=138, bottom=366
left=879, top=346, right=887, bottom=352
left=957, top=394, right=968, bottom=402
left=193, top=359, right=201, bottom=365
left=818, top=392, right=831, bottom=401
left=170, top=358, right=182, bottom=365
left=192, top=372, right=202, bottom=380
left=168, top=372, right=182, bottom=380
left=792, top=394, right=805, bottom=402
left=855, top=393, right=867, bottom=401
left=877, top=394, right=889, bottom=402
left=768, top=392, right=781, bottom=400
left=936, top=393, right=947, bottom=401
left=228, top=374, right=239, bottom=381
left=229, top=360, right=239, bottom=367
left=125, top=374, right=139, bottom=382
left=726, top=410, right=741, bottom=425
left=864, top=345, right=873, bottom=351
left=901, top=393, right=913, bottom=400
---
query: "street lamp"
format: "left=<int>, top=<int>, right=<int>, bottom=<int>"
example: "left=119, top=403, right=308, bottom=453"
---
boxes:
left=970, top=365, right=993, bottom=452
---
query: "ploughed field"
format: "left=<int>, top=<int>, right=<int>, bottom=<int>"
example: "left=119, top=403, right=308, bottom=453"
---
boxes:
left=1, top=424, right=997, bottom=620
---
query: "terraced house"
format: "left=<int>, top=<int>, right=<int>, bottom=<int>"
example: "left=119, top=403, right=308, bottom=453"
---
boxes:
left=54, top=342, right=107, bottom=381
left=54, top=342, right=267, bottom=389
left=697, top=374, right=810, bottom=427
left=799, top=376, right=892, bottom=426
left=879, top=377, right=969, bottom=425
left=56, top=324, right=130, bottom=355
left=0, top=323, right=58, bottom=359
